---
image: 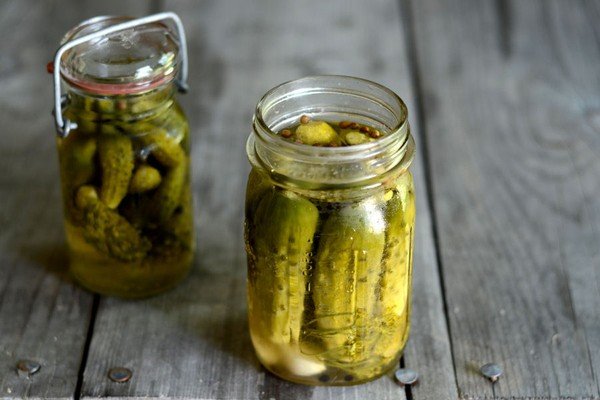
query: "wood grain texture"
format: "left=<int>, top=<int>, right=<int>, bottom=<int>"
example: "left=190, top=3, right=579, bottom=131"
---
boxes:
left=398, top=1, right=460, bottom=399
left=0, top=1, right=95, bottom=398
left=78, top=0, right=452, bottom=399
left=0, top=187, right=91, bottom=400
left=0, top=1, right=156, bottom=399
left=410, top=0, right=600, bottom=398
left=5, top=0, right=597, bottom=398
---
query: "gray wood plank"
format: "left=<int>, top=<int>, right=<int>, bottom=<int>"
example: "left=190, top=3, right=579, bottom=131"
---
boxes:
left=397, top=1, right=460, bottom=399
left=0, top=1, right=94, bottom=398
left=410, top=0, right=600, bottom=398
left=0, top=187, right=91, bottom=400
left=0, top=1, right=155, bottom=399
left=79, top=0, right=454, bottom=399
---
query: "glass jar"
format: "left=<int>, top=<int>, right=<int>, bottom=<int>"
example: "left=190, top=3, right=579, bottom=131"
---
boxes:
left=51, top=14, right=194, bottom=298
left=244, top=76, right=415, bottom=385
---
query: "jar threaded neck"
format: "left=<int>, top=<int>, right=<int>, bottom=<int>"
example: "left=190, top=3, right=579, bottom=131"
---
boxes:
left=249, top=76, right=414, bottom=191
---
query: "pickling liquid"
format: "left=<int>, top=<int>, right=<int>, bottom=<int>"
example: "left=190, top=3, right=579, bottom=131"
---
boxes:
left=57, top=88, right=194, bottom=298
left=244, top=169, right=415, bottom=385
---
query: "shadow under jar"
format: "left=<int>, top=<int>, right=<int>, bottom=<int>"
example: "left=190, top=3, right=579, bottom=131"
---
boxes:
left=245, top=76, right=416, bottom=385
left=52, top=15, right=194, bottom=298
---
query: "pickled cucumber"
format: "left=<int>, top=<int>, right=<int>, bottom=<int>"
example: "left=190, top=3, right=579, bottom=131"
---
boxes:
left=277, top=118, right=384, bottom=147
left=137, top=129, right=185, bottom=167
left=162, top=184, right=194, bottom=247
left=147, top=160, right=187, bottom=223
left=129, top=165, right=162, bottom=193
left=98, top=135, right=134, bottom=209
left=374, top=174, right=415, bottom=358
left=310, top=199, right=386, bottom=364
left=380, top=174, right=415, bottom=316
left=75, top=185, right=150, bottom=261
left=245, top=169, right=272, bottom=219
left=59, top=134, right=97, bottom=188
left=120, top=121, right=159, bottom=137
left=73, top=117, right=98, bottom=137
left=249, top=188, right=319, bottom=345
left=340, top=130, right=372, bottom=145
left=58, top=134, right=97, bottom=224
left=295, top=121, right=339, bottom=145
left=95, top=98, right=115, bottom=114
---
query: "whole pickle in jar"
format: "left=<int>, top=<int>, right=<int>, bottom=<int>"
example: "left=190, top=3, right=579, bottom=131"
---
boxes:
left=75, top=185, right=150, bottom=262
left=147, top=159, right=187, bottom=224
left=58, top=133, right=97, bottom=188
left=98, top=134, right=134, bottom=209
left=374, top=173, right=415, bottom=358
left=309, top=198, right=386, bottom=364
left=249, top=188, right=319, bottom=345
left=58, top=133, right=97, bottom=224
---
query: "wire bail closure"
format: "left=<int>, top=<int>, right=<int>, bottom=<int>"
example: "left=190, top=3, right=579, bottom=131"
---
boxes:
left=52, top=12, right=189, bottom=137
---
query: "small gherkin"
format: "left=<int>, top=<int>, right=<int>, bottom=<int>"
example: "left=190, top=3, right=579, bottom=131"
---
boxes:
left=98, top=134, right=134, bottom=209
left=129, top=165, right=162, bottom=193
left=75, top=185, right=150, bottom=261
left=147, top=159, right=187, bottom=223
left=59, top=134, right=97, bottom=189
left=162, top=183, right=194, bottom=247
left=58, top=133, right=97, bottom=224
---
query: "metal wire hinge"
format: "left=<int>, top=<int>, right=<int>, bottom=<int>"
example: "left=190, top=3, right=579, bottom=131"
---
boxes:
left=52, top=12, right=189, bottom=137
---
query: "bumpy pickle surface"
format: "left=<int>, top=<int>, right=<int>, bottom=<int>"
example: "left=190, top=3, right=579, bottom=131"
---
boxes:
left=75, top=186, right=151, bottom=262
left=98, top=135, right=134, bottom=209
left=245, top=119, right=414, bottom=385
left=57, top=88, right=194, bottom=298
left=308, top=199, right=386, bottom=370
left=247, top=186, right=321, bottom=376
left=129, top=165, right=162, bottom=194
left=58, top=134, right=97, bottom=224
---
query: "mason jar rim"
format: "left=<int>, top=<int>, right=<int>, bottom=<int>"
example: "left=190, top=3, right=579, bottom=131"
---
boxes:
left=249, top=75, right=414, bottom=191
left=253, top=75, right=409, bottom=158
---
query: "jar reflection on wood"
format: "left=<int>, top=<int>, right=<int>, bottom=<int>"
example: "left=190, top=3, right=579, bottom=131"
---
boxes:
left=244, top=76, right=416, bottom=385
left=52, top=14, right=194, bottom=298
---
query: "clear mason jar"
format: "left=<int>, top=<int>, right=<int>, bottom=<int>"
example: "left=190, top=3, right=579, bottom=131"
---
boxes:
left=244, top=76, right=416, bottom=385
left=51, top=14, right=194, bottom=298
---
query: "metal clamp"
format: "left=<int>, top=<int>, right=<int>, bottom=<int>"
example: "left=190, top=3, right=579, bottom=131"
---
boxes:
left=52, top=12, right=189, bottom=137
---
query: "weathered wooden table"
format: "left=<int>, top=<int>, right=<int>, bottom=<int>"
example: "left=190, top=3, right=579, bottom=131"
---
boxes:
left=1, top=0, right=599, bottom=399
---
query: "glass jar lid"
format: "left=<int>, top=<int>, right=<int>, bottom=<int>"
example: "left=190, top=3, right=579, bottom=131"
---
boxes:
left=59, top=16, right=180, bottom=95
